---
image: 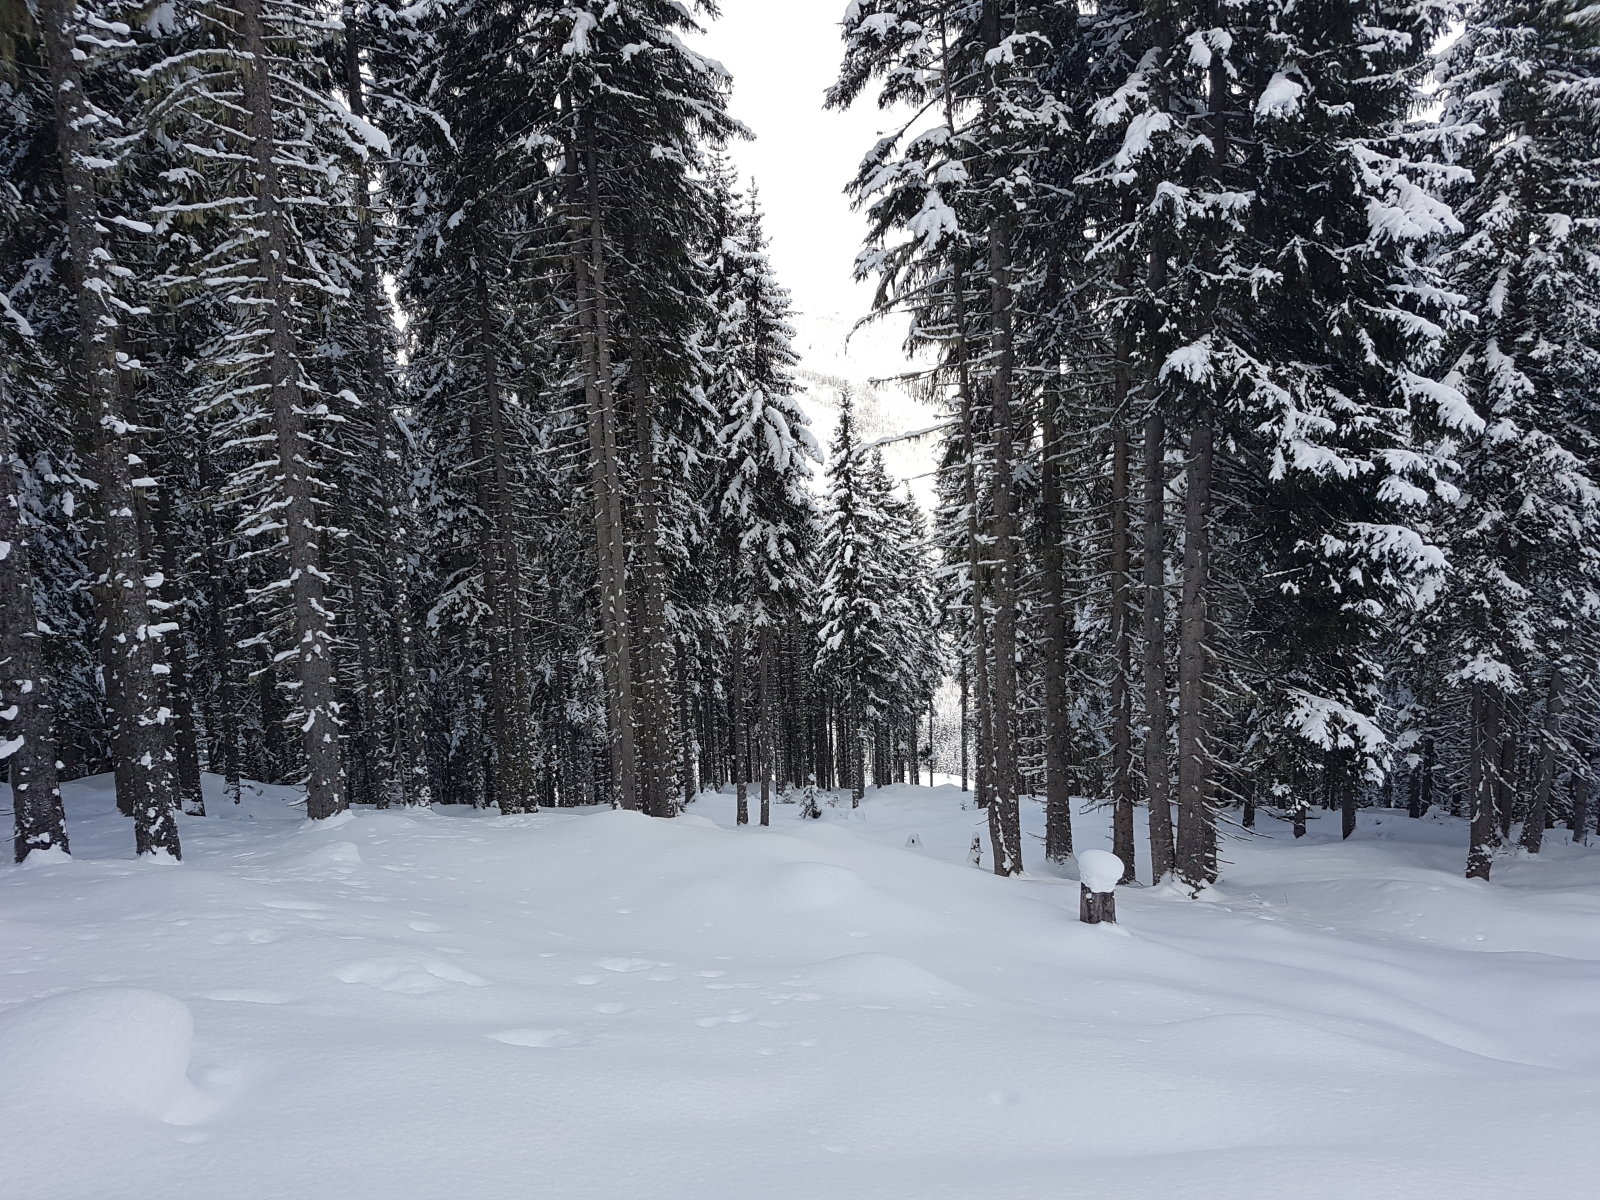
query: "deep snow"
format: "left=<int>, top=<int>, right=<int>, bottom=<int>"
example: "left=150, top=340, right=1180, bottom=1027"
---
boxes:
left=3, top=774, right=1599, bottom=1200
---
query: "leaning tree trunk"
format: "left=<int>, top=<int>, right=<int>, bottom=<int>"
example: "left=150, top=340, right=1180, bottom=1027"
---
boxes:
left=237, top=0, right=343, bottom=821
left=1174, top=421, right=1215, bottom=890
left=2, top=405, right=69, bottom=862
left=40, top=0, right=180, bottom=857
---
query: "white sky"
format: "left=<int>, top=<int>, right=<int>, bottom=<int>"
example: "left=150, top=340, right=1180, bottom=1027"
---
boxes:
left=696, top=0, right=905, bottom=376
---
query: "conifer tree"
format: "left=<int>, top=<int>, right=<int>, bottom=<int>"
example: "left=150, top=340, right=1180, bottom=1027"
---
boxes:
left=1436, top=0, right=1600, bottom=876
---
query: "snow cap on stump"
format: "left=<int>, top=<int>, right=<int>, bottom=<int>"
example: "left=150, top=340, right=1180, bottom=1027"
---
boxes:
left=1077, top=849, right=1125, bottom=894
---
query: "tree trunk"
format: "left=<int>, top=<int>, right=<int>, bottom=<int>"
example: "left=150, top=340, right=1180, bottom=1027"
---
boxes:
left=571, top=128, right=639, bottom=810
left=732, top=617, right=749, bottom=826
left=1174, top=422, right=1215, bottom=889
left=1040, top=377, right=1074, bottom=864
left=1108, top=420, right=1136, bottom=881
left=2, top=405, right=69, bottom=861
left=625, top=303, right=675, bottom=819
left=140, top=445, right=204, bottom=816
left=40, top=0, right=181, bottom=857
left=1519, top=668, right=1562, bottom=854
left=238, top=0, right=343, bottom=822
left=1141, top=413, right=1174, bottom=880
left=760, top=623, right=776, bottom=826
left=1569, top=767, right=1590, bottom=847
left=1467, top=684, right=1501, bottom=880
left=980, top=4, right=1023, bottom=878
left=1495, top=721, right=1519, bottom=841
left=344, top=14, right=430, bottom=808
left=959, top=659, right=969, bottom=793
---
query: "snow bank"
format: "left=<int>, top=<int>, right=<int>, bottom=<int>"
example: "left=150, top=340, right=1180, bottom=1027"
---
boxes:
left=0, top=987, right=203, bottom=1122
left=3, top=775, right=1600, bottom=1200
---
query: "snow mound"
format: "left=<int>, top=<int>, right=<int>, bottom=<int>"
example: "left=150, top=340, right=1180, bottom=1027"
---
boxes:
left=296, top=841, right=363, bottom=869
left=19, top=846, right=71, bottom=868
left=0, top=987, right=204, bottom=1122
left=754, top=861, right=870, bottom=911
left=1077, top=849, right=1126, bottom=893
left=800, top=952, right=970, bottom=1004
left=305, top=810, right=358, bottom=831
left=335, top=957, right=490, bottom=994
left=489, top=1027, right=582, bottom=1049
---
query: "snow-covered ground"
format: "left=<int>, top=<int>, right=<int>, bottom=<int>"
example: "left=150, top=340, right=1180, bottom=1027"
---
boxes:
left=4, top=775, right=1599, bottom=1200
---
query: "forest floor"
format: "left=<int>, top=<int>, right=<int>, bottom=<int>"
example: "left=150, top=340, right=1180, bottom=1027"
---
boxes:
left=3, top=774, right=1599, bottom=1200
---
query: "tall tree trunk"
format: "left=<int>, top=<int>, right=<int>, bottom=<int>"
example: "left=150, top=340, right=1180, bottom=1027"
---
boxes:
left=1174, top=422, right=1215, bottom=889
left=1039, top=377, right=1074, bottom=864
left=1495, top=720, right=1519, bottom=841
left=625, top=307, right=675, bottom=819
left=344, top=14, right=430, bottom=808
left=40, top=0, right=180, bottom=856
left=2, top=404, right=69, bottom=861
left=470, top=259, right=535, bottom=812
left=732, top=616, right=749, bottom=825
left=197, top=450, right=243, bottom=806
left=237, top=0, right=343, bottom=822
left=760, top=623, right=775, bottom=826
left=1569, top=763, right=1590, bottom=846
left=958, top=659, right=969, bottom=792
left=1467, top=684, right=1501, bottom=879
left=571, top=129, right=639, bottom=810
left=1141, top=413, right=1174, bottom=880
left=140, top=434, right=204, bottom=816
left=678, top=651, right=697, bottom=809
left=1519, top=668, right=1562, bottom=854
left=980, top=2, right=1023, bottom=878
left=1108, top=418, right=1136, bottom=881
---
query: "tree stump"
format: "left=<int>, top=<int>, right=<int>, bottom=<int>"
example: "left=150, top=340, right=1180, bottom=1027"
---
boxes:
left=1076, top=848, right=1126, bottom=925
left=1080, top=885, right=1116, bottom=925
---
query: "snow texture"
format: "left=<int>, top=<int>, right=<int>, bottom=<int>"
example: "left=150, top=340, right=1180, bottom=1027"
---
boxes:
left=3, top=773, right=1600, bottom=1200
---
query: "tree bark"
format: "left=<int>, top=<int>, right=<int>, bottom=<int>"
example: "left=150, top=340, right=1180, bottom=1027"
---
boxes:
left=1569, top=765, right=1590, bottom=846
left=732, top=615, right=749, bottom=825
left=40, top=0, right=181, bottom=856
left=237, top=0, right=343, bottom=822
left=1040, top=376, right=1074, bottom=864
left=570, top=127, right=639, bottom=810
left=344, top=14, right=430, bottom=808
left=980, top=1, right=1023, bottom=878
left=2, top=404, right=69, bottom=861
left=624, top=301, right=675, bottom=819
left=1108, top=419, right=1136, bottom=881
left=1467, top=683, right=1501, bottom=879
left=1174, top=421, right=1215, bottom=889
left=1519, top=667, right=1562, bottom=854
left=1141, top=413, right=1174, bottom=880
